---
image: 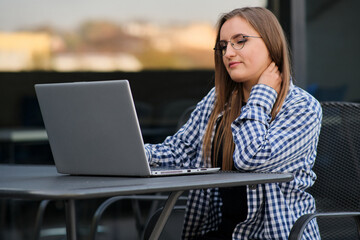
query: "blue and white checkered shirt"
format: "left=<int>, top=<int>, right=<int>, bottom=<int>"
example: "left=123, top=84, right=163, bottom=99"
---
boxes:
left=145, top=83, right=322, bottom=239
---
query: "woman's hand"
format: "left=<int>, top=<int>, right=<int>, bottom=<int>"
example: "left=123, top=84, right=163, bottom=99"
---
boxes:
left=258, top=62, right=282, bottom=94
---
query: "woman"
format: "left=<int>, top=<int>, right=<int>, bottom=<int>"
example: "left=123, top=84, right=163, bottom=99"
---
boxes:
left=145, top=7, right=321, bottom=239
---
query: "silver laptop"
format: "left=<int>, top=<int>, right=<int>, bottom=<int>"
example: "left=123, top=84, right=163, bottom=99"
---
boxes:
left=35, top=80, right=219, bottom=177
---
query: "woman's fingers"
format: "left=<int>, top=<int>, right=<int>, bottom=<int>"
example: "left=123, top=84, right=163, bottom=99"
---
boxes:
left=258, top=62, right=282, bottom=94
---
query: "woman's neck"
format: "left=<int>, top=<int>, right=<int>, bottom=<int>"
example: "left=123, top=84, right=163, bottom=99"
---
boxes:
left=242, top=79, right=258, bottom=102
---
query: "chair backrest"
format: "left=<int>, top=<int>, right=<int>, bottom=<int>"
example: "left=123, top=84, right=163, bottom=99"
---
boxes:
left=142, top=206, right=186, bottom=240
left=308, top=101, right=360, bottom=239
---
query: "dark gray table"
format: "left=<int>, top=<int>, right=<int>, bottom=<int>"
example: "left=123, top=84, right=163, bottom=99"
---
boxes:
left=0, top=164, right=293, bottom=240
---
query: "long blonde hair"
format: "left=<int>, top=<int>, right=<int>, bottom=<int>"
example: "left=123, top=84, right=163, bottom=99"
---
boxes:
left=203, top=7, right=291, bottom=170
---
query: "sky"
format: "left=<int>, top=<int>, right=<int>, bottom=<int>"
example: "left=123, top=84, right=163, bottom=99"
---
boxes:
left=0, top=0, right=267, bottom=31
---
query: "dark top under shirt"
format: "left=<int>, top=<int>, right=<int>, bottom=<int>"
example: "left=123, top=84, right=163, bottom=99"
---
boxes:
left=202, top=115, right=248, bottom=239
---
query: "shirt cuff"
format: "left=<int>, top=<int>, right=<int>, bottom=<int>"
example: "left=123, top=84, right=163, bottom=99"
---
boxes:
left=248, top=84, right=277, bottom=114
left=237, top=84, right=277, bottom=123
left=144, top=144, right=152, bottom=162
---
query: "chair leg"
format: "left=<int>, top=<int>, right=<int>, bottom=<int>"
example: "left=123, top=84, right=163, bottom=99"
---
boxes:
left=354, top=215, right=360, bottom=239
left=131, top=199, right=146, bottom=237
left=33, top=200, right=51, bottom=240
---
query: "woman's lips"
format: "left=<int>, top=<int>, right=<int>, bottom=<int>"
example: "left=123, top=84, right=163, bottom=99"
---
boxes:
left=229, top=61, right=241, bottom=68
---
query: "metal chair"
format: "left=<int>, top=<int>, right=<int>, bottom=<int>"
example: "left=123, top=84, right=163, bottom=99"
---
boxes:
left=289, top=102, right=360, bottom=239
left=142, top=206, right=186, bottom=240
left=89, top=194, right=187, bottom=240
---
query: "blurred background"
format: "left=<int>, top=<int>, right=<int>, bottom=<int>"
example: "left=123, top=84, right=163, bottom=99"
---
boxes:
left=1, top=0, right=360, bottom=132
left=0, top=0, right=359, bottom=239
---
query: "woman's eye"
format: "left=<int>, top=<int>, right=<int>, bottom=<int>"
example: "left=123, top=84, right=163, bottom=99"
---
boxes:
left=236, top=38, right=246, bottom=44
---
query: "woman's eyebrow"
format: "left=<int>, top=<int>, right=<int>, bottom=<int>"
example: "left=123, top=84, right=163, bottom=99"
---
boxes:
left=220, top=33, right=245, bottom=39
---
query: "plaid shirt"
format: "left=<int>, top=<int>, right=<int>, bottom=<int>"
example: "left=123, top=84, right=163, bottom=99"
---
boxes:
left=145, top=83, right=322, bottom=239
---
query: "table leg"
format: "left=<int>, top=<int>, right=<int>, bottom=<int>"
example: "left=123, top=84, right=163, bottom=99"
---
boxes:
left=149, top=190, right=184, bottom=240
left=0, top=200, right=7, bottom=239
left=64, top=199, right=77, bottom=240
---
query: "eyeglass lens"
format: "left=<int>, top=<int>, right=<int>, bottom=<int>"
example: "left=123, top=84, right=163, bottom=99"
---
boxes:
left=216, top=34, right=247, bottom=56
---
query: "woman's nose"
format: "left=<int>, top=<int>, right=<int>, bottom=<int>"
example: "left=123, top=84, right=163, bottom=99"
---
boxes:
left=224, top=43, right=236, bottom=57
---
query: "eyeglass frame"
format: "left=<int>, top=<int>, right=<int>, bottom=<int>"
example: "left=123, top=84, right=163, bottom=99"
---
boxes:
left=213, top=33, right=262, bottom=56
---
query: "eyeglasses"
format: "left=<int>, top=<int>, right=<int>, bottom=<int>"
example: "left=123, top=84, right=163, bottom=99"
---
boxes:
left=213, top=33, right=262, bottom=56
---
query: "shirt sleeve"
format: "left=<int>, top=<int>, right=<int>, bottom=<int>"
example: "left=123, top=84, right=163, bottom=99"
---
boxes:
left=144, top=88, right=215, bottom=168
left=232, top=84, right=322, bottom=172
